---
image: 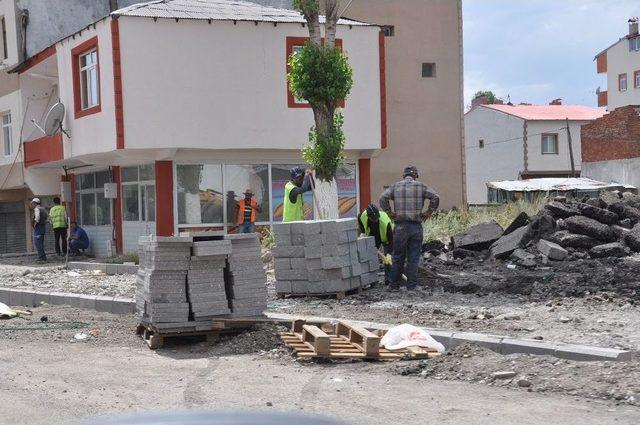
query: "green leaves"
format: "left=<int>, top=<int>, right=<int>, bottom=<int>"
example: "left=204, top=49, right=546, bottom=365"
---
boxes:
left=288, top=43, right=353, bottom=107
left=302, top=113, right=346, bottom=182
left=293, top=0, right=320, bottom=15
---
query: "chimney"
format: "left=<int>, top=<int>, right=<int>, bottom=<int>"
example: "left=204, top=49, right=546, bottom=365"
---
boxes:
left=471, top=95, right=488, bottom=109
left=549, top=98, right=562, bottom=105
left=630, top=17, right=639, bottom=36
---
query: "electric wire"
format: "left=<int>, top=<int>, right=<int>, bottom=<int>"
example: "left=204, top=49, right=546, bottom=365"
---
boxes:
left=465, top=126, right=568, bottom=150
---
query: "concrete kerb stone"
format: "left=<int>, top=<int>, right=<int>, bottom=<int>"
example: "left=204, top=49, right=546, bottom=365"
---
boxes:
left=67, top=262, right=138, bottom=275
left=264, top=312, right=632, bottom=362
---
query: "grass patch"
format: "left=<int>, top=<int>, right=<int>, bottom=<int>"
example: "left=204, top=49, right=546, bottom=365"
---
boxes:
left=424, top=197, right=548, bottom=242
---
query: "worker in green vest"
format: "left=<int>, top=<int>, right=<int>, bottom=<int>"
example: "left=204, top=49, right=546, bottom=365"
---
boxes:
left=282, top=167, right=312, bottom=222
left=49, top=197, right=68, bottom=257
left=358, top=204, right=394, bottom=286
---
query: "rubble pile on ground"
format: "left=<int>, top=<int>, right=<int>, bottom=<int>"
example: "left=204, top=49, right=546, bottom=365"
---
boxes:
left=272, top=218, right=379, bottom=295
left=443, top=191, right=640, bottom=266
left=136, top=235, right=267, bottom=332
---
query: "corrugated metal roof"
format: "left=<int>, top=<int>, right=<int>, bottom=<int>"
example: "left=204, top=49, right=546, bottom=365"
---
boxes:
left=482, top=104, right=606, bottom=121
left=487, top=178, right=635, bottom=192
left=113, top=0, right=370, bottom=25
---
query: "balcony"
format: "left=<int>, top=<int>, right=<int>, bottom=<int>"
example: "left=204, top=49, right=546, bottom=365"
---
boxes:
left=23, top=132, right=63, bottom=167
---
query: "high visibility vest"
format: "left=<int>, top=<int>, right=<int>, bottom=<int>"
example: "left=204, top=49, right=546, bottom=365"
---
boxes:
left=283, top=181, right=304, bottom=222
left=360, top=210, right=393, bottom=244
left=49, top=205, right=67, bottom=229
left=236, top=198, right=258, bottom=224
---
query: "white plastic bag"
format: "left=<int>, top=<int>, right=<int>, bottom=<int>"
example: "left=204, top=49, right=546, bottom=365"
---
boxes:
left=380, top=324, right=446, bottom=353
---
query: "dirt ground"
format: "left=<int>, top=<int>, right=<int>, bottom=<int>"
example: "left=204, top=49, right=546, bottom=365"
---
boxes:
left=1, top=305, right=639, bottom=425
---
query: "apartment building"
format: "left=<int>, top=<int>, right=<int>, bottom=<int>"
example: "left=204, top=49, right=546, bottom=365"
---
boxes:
left=594, top=18, right=640, bottom=110
left=9, top=0, right=384, bottom=256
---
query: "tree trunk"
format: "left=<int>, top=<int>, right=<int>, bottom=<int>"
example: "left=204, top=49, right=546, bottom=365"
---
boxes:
left=324, top=0, right=339, bottom=48
left=313, top=172, right=339, bottom=220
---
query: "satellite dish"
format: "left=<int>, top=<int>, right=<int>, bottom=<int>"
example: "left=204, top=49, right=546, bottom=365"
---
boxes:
left=43, top=102, right=67, bottom=137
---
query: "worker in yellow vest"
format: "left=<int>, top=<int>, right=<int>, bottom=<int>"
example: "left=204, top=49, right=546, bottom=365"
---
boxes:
left=236, top=189, right=261, bottom=233
left=282, top=167, right=312, bottom=222
left=359, top=204, right=394, bottom=286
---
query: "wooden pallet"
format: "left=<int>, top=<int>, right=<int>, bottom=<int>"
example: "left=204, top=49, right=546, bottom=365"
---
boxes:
left=280, top=319, right=441, bottom=360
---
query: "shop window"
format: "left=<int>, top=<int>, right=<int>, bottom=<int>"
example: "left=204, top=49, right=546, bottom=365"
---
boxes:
left=122, top=185, right=139, bottom=221
left=224, top=164, right=270, bottom=225
left=121, top=165, right=156, bottom=222
left=75, top=170, right=113, bottom=227
left=81, top=193, right=96, bottom=226
left=177, top=164, right=223, bottom=225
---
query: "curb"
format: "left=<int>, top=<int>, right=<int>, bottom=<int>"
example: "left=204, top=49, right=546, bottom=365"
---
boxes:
left=67, top=262, right=138, bottom=275
left=265, top=312, right=633, bottom=362
left=0, top=288, right=135, bottom=315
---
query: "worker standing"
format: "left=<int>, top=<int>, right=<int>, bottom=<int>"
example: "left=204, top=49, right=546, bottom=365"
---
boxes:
left=30, top=198, right=48, bottom=263
left=379, top=166, right=439, bottom=291
left=282, top=167, right=312, bottom=222
left=358, top=204, right=394, bottom=286
left=236, top=189, right=261, bottom=233
left=49, top=197, right=68, bottom=257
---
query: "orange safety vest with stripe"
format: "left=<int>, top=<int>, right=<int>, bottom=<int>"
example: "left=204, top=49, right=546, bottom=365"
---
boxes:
left=236, top=198, right=258, bottom=224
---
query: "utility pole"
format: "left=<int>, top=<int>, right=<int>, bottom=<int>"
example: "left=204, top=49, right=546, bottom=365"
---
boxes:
left=565, top=118, right=576, bottom=177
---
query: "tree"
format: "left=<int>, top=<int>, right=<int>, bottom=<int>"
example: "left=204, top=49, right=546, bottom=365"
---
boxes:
left=288, top=0, right=353, bottom=219
left=473, top=90, right=497, bottom=104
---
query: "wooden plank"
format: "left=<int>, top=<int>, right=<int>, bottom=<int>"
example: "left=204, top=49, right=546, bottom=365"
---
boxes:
left=336, top=321, right=381, bottom=357
left=302, top=325, right=330, bottom=356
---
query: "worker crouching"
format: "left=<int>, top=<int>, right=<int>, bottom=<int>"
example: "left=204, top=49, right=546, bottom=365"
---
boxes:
left=359, top=204, right=394, bottom=286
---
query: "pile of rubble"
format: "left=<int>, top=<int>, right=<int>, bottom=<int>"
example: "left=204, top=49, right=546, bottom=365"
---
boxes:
left=443, top=191, right=640, bottom=266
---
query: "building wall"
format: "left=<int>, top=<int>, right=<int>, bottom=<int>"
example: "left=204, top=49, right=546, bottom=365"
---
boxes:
left=56, top=19, right=117, bottom=158
left=83, top=224, right=113, bottom=257
left=582, top=105, right=640, bottom=163
left=526, top=120, right=587, bottom=173
left=122, top=220, right=154, bottom=254
left=344, top=0, right=465, bottom=209
left=464, top=106, right=524, bottom=204
left=604, top=39, right=640, bottom=110
left=117, top=17, right=381, bottom=152
left=582, top=158, right=640, bottom=187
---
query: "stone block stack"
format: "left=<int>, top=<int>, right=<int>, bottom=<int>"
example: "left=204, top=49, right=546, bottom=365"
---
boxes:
left=225, top=234, right=268, bottom=317
left=272, top=218, right=380, bottom=295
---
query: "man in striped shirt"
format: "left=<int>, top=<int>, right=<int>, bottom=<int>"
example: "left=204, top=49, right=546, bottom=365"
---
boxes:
left=379, top=166, right=440, bottom=291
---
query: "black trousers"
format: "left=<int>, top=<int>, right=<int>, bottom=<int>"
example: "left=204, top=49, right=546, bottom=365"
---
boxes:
left=54, top=227, right=67, bottom=255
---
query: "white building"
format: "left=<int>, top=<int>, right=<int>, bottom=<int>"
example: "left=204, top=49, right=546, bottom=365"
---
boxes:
left=465, top=103, right=605, bottom=205
left=8, top=0, right=384, bottom=256
left=594, top=18, right=640, bottom=110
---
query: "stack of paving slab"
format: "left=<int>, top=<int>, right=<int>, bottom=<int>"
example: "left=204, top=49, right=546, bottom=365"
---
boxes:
left=225, top=233, right=268, bottom=317
left=136, top=236, right=191, bottom=330
left=188, top=240, right=232, bottom=330
left=136, top=234, right=267, bottom=334
left=272, top=218, right=380, bottom=295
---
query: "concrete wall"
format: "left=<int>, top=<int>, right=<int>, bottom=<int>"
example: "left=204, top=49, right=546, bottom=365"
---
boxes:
left=464, top=106, right=524, bottom=204
left=83, top=224, right=113, bottom=258
left=605, top=39, right=640, bottom=110
left=56, top=19, right=117, bottom=158
left=526, top=120, right=587, bottom=173
left=582, top=158, right=640, bottom=187
left=343, top=0, right=465, bottom=209
left=122, top=220, right=154, bottom=254
left=117, top=17, right=381, bottom=152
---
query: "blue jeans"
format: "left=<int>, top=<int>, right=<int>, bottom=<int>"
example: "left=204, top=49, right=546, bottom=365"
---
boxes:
left=239, top=222, right=256, bottom=233
left=382, top=243, right=393, bottom=285
left=69, top=239, right=89, bottom=255
left=389, top=222, right=423, bottom=289
left=34, top=233, right=46, bottom=260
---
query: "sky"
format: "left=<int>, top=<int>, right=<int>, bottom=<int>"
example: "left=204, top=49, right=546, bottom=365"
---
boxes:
left=463, top=0, right=640, bottom=109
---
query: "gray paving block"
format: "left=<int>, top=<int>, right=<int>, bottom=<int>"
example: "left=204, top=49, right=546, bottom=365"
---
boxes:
left=274, top=258, right=291, bottom=270
left=275, top=280, right=292, bottom=293
left=291, top=233, right=305, bottom=246
left=95, top=295, right=115, bottom=312
left=336, top=218, right=357, bottom=231
left=291, top=281, right=308, bottom=294
left=17, top=289, right=36, bottom=306
left=275, top=233, right=292, bottom=246
left=554, top=344, right=632, bottom=361
left=116, top=264, right=138, bottom=274
left=64, top=293, right=83, bottom=308
left=450, top=332, right=503, bottom=352
left=320, top=220, right=339, bottom=234
left=290, top=258, right=306, bottom=269
left=500, top=338, right=556, bottom=356
left=78, top=294, right=97, bottom=310
left=306, top=258, right=323, bottom=270
left=48, top=292, right=68, bottom=306
left=289, top=222, right=306, bottom=235
left=339, top=229, right=357, bottom=244
left=33, top=291, right=50, bottom=305
left=305, top=246, right=322, bottom=259
left=272, top=222, right=291, bottom=236
left=321, top=232, right=339, bottom=246
left=105, top=263, right=118, bottom=275
left=303, top=221, right=321, bottom=236
left=275, top=268, right=308, bottom=281
left=8, top=290, right=22, bottom=306
left=111, top=298, right=135, bottom=315
left=0, top=288, right=10, bottom=304
left=321, top=256, right=350, bottom=269
left=273, top=245, right=305, bottom=258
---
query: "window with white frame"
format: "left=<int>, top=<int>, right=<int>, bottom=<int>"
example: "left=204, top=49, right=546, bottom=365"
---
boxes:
left=80, top=49, right=99, bottom=110
left=619, top=73, right=628, bottom=92
left=121, top=165, right=156, bottom=222
left=75, top=171, right=112, bottom=226
left=541, top=134, right=558, bottom=155
left=635, top=70, right=640, bottom=89
left=1, top=16, right=7, bottom=60
left=2, top=113, right=11, bottom=156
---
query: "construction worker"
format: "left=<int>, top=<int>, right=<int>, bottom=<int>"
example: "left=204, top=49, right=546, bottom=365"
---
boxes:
left=282, top=167, right=312, bottom=222
left=236, top=189, right=261, bottom=233
left=68, top=221, right=90, bottom=256
left=30, top=198, right=48, bottom=263
left=379, top=165, right=439, bottom=291
left=49, top=197, right=68, bottom=257
left=359, top=204, right=394, bottom=285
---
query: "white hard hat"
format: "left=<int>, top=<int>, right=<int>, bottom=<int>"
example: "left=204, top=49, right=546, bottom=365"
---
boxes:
left=31, top=198, right=41, bottom=204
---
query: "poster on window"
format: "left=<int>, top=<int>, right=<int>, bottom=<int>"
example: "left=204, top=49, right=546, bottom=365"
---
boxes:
left=271, top=164, right=314, bottom=222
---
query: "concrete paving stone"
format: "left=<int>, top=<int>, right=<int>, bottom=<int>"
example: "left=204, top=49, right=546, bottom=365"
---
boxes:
left=336, top=218, right=357, bottom=231
left=231, top=271, right=266, bottom=281
left=291, top=281, right=309, bottom=294
left=351, top=262, right=363, bottom=276
left=500, top=338, right=557, bottom=356
left=273, top=245, right=305, bottom=258
left=275, top=268, right=308, bottom=281
left=321, top=256, right=350, bottom=269
left=191, top=301, right=231, bottom=310
left=275, top=280, right=292, bottom=293
left=151, top=314, right=190, bottom=323
left=274, top=232, right=292, bottom=246
left=95, top=295, right=115, bottom=312
left=348, top=243, right=359, bottom=261
left=0, top=288, right=11, bottom=304
left=225, top=233, right=259, bottom=241
left=321, top=245, right=338, bottom=257
left=64, top=293, right=85, bottom=308
left=290, top=258, right=306, bottom=269
left=321, top=232, right=339, bottom=246
left=115, top=264, right=138, bottom=274
left=339, top=230, right=357, bottom=244
left=320, top=220, right=339, bottom=234
left=449, top=332, right=503, bottom=352
left=360, top=272, right=379, bottom=285
left=148, top=302, right=190, bottom=311
left=47, top=292, right=69, bottom=306
left=290, top=222, right=306, bottom=235
left=357, top=238, right=368, bottom=255
left=274, top=258, right=291, bottom=270
left=305, top=246, right=322, bottom=259
left=272, top=222, right=292, bottom=236
left=305, top=258, right=323, bottom=270
left=291, top=233, right=305, bottom=246
left=111, top=298, right=135, bottom=314
left=341, top=266, right=352, bottom=279
left=369, top=261, right=379, bottom=272
left=554, top=343, right=632, bottom=361
left=334, top=244, right=350, bottom=257
left=8, top=289, right=22, bottom=306
left=303, top=221, right=322, bottom=236
left=33, top=291, right=50, bottom=305
left=105, top=264, right=118, bottom=275
left=78, top=294, right=97, bottom=310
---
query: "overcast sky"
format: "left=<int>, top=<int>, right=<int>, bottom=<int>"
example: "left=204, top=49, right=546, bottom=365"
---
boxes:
left=463, top=0, right=640, bottom=109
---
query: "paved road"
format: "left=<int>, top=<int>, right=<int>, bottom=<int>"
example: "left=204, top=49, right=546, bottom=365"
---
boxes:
left=1, top=340, right=638, bottom=425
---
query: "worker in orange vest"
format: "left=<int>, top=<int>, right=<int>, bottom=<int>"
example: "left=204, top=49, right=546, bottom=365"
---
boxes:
left=236, top=189, right=261, bottom=233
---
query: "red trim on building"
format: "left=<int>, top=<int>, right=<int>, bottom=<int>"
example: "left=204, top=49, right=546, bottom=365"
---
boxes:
left=69, top=174, right=77, bottom=222
left=597, top=90, right=608, bottom=107
left=112, top=166, right=123, bottom=254
left=596, top=52, right=607, bottom=74
left=71, top=36, right=102, bottom=119
left=111, top=19, right=125, bottom=149
left=23, top=133, right=63, bottom=167
left=155, top=161, right=175, bottom=237
left=378, top=31, right=387, bottom=149
left=358, top=158, right=371, bottom=210
left=17, top=45, right=56, bottom=74
left=285, top=36, right=344, bottom=109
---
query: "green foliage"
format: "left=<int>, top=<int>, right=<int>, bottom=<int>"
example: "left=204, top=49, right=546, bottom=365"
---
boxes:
left=261, top=230, right=275, bottom=249
left=288, top=43, right=353, bottom=106
left=423, top=197, right=549, bottom=242
left=302, top=113, right=346, bottom=181
left=473, top=90, right=497, bottom=104
left=292, top=0, right=319, bottom=15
